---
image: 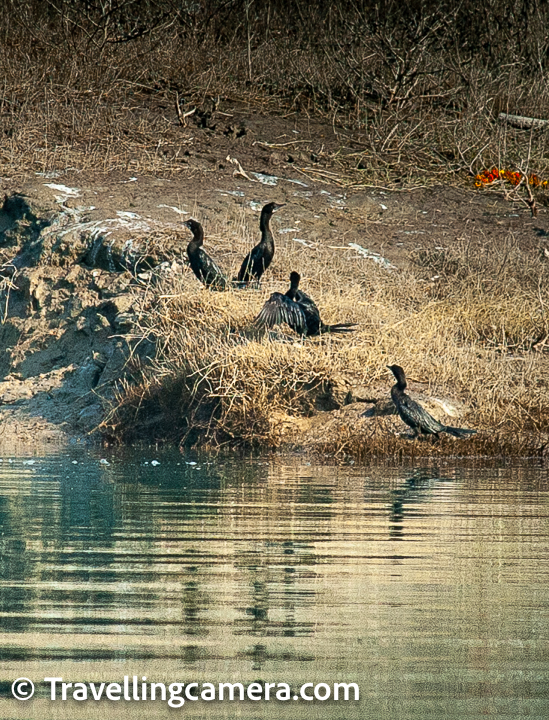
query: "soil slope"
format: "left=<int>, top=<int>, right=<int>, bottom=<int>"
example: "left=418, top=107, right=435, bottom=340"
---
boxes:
left=1, top=107, right=548, bottom=453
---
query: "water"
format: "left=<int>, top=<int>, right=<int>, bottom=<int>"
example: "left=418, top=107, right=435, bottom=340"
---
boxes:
left=0, top=450, right=548, bottom=719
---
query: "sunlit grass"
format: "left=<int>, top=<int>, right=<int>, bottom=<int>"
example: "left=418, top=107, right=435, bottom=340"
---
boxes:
left=106, top=224, right=549, bottom=455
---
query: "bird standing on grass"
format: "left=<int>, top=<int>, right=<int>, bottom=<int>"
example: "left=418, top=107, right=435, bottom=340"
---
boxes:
left=387, top=364, right=476, bottom=439
left=255, top=271, right=357, bottom=336
left=184, top=218, right=229, bottom=291
left=237, top=202, right=284, bottom=284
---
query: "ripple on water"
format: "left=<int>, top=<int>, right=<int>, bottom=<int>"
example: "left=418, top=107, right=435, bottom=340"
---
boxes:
left=0, top=453, right=548, bottom=718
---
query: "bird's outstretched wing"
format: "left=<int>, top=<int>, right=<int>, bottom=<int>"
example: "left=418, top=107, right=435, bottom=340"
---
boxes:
left=254, top=293, right=307, bottom=335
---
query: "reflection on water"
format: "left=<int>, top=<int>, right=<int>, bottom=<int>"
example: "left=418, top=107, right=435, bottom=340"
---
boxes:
left=0, top=451, right=548, bottom=719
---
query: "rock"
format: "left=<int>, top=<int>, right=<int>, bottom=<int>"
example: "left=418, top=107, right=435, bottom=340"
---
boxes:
left=361, top=391, right=473, bottom=425
left=77, top=403, right=104, bottom=430
left=99, top=294, right=134, bottom=317
left=361, top=398, right=398, bottom=417
left=113, top=312, right=136, bottom=331
left=0, top=192, right=168, bottom=443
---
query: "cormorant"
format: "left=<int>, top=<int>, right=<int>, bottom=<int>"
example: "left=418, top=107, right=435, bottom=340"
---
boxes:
left=237, top=202, right=284, bottom=283
left=387, top=364, right=477, bottom=439
left=255, top=271, right=357, bottom=336
left=184, top=219, right=229, bottom=291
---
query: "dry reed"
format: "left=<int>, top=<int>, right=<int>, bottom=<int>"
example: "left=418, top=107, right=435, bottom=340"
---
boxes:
left=2, top=2, right=549, bottom=455
left=104, top=220, right=549, bottom=456
left=3, top=1, right=549, bottom=186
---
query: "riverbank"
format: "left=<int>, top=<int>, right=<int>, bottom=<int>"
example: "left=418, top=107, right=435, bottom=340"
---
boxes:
left=2, top=0, right=549, bottom=457
left=1, top=152, right=548, bottom=457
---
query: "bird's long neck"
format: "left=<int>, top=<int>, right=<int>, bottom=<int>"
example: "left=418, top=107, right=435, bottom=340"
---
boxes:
left=287, top=280, right=299, bottom=300
left=188, top=227, right=204, bottom=248
left=393, top=377, right=407, bottom=392
left=259, top=212, right=273, bottom=243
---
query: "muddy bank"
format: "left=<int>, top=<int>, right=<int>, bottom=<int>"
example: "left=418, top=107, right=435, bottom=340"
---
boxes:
left=0, top=186, right=159, bottom=445
left=0, top=166, right=548, bottom=457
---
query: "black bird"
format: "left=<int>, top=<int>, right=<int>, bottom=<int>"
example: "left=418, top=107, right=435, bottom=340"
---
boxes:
left=184, top=218, right=229, bottom=291
left=237, top=202, right=284, bottom=283
left=387, top=364, right=477, bottom=439
left=255, top=271, right=357, bottom=336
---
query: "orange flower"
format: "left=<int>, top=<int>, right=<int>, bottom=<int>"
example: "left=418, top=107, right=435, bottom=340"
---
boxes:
left=476, top=166, right=548, bottom=189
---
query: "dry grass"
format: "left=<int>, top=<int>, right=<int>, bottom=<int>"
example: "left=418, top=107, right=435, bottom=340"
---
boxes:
left=3, top=1, right=549, bottom=186
left=104, top=219, right=549, bottom=456
left=2, top=2, right=549, bottom=455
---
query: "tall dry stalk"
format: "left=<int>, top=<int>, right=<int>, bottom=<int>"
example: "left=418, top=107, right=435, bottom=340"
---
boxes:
left=104, top=225, right=549, bottom=454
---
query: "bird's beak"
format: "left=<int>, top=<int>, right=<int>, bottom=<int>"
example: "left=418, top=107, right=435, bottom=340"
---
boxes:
left=274, top=203, right=285, bottom=211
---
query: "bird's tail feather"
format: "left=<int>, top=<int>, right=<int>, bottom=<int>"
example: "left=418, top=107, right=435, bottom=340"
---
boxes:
left=231, top=279, right=257, bottom=289
left=444, top=426, right=477, bottom=438
left=324, top=323, right=358, bottom=334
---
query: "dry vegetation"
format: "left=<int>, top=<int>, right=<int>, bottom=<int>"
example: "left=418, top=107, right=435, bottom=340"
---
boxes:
left=104, top=223, right=549, bottom=456
left=2, top=0, right=549, bottom=183
left=2, top=1, right=549, bottom=454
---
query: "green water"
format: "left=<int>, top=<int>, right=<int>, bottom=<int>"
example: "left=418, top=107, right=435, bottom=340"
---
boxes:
left=0, top=450, right=548, bottom=719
